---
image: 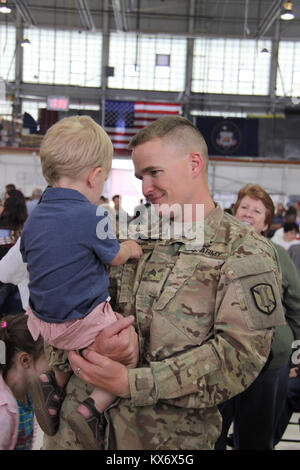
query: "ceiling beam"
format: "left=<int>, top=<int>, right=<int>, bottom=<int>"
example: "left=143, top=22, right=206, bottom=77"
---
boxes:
left=15, top=0, right=36, bottom=27
left=112, top=0, right=129, bottom=32
left=255, top=0, right=284, bottom=38
left=75, top=0, right=95, bottom=31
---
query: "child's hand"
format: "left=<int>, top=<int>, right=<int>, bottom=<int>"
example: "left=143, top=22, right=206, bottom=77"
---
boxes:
left=109, top=240, right=142, bottom=266
left=125, top=240, right=143, bottom=260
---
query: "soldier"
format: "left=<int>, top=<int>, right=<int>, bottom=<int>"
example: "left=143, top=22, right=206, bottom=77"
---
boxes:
left=44, top=116, right=285, bottom=450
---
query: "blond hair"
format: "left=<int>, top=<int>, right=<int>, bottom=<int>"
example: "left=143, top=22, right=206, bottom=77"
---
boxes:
left=128, top=115, right=209, bottom=171
left=40, top=116, right=113, bottom=185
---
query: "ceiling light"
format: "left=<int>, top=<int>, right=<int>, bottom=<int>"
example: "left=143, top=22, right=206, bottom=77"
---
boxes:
left=260, top=47, right=270, bottom=55
left=281, top=1, right=295, bottom=20
left=0, top=0, right=11, bottom=14
left=21, top=37, right=31, bottom=47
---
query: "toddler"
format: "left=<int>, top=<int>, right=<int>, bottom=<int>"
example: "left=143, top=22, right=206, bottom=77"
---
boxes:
left=20, top=116, right=142, bottom=449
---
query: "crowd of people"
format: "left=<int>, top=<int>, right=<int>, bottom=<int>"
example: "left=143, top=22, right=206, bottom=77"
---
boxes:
left=0, top=115, right=299, bottom=451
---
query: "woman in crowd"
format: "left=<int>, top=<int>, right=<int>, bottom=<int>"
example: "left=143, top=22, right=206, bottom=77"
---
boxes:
left=0, top=196, right=28, bottom=315
left=0, top=196, right=28, bottom=250
left=0, top=313, right=49, bottom=450
left=215, top=184, right=300, bottom=450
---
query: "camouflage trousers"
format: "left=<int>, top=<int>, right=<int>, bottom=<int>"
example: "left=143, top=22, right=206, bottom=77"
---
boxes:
left=44, top=341, right=72, bottom=373
left=43, top=374, right=222, bottom=450
left=43, top=342, right=108, bottom=450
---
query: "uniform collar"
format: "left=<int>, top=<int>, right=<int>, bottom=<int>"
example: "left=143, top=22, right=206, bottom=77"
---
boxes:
left=129, top=202, right=223, bottom=248
left=202, top=203, right=223, bottom=245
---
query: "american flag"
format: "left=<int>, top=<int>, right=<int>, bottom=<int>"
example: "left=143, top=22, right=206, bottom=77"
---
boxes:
left=104, top=100, right=182, bottom=152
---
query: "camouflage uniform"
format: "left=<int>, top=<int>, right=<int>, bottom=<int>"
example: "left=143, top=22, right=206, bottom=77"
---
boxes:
left=44, top=204, right=285, bottom=450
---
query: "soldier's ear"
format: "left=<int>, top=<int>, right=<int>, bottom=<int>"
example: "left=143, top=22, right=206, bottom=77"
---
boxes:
left=189, top=152, right=204, bottom=177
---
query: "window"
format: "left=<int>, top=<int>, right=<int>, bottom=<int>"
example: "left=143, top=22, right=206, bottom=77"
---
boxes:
left=40, top=59, right=55, bottom=73
left=156, top=54, right=170, bottom=66
left=0, top=25, right=15, bottom=118
left=239, top=69, right=254, bottom=82
left=292, top=72, right=300, bottom=97
left=22, top=100, right=46, bottom=122
left=23, top=28, right=102, bottom=87
left=108, top=33, right=187, bottom=91
left=70, top=60, right=85, bottom=74
left=155, top=53, right=170, bottom=78
left=208, top=68, right=223, bottom=81
left=190, top=110, right=247, bottom=118
left=192, top=38, right=271, bottom=96
left=124, top=64, right=139, bottom=77
left=277, top=41, right=300, bottom=97
left=0, top=24, right=16, bottom=82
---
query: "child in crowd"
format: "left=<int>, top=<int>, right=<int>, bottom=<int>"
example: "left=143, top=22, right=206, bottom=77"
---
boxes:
left=0, top=313, right=49, bottom=450
left=20, top=116, right=142, bottom=449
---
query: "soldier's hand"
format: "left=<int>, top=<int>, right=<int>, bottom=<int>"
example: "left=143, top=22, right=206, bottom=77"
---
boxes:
left=89, top=313, right=139, bottom=368
left=67, top=349, right=130, bottom=398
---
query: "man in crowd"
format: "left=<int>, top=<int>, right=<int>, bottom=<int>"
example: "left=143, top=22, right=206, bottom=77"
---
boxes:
left=26, top=188, right=43, bottom=215
left=44, top=116, right=285, bottom=450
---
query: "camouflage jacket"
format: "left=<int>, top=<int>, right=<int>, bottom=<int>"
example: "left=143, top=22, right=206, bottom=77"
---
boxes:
left=44, top=204, right=285, bottom=450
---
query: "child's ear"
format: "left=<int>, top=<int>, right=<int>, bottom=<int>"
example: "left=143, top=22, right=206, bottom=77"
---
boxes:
left=18, top=352, right=32, bottom=369
left=88, top=167, right=102, bottom=188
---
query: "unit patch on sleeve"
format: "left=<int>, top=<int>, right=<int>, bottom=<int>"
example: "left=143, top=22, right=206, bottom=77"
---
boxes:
left=250, top=283, right=277, bottom=315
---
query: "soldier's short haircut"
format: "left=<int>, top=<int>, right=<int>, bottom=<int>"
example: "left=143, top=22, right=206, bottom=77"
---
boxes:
left=128, top=115, right=209, bottom=172
left=40, top=115, right=113, bottom=185
left=234, top=184, right=275, bottom=235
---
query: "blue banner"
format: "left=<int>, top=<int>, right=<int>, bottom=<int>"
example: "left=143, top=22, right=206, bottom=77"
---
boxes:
left=195, top=117, right=259, bottom=157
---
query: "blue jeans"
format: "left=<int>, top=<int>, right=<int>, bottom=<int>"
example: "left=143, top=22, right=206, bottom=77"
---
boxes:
left=215, top=363, right=290, bottom=450
left=274, top=375, right=300, bottom=445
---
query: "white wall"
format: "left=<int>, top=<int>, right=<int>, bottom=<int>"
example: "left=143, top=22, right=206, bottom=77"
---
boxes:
left=1, top=149, right=300, bottom=208
left=208, top=159, right=300, bottom=196
left=0, top=149, right=47, bottom=199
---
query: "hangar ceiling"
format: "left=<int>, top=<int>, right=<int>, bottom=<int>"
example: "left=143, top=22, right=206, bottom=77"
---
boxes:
left=0, top=0, right=300, bottom=116
left=0, top=0, right=299, bottom=39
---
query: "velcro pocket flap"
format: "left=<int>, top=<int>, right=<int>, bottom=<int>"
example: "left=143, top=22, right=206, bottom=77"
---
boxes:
left=224, top=255, right=285, bottom=330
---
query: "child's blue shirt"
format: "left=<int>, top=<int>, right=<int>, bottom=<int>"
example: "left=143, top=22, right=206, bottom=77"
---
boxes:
left=20, top=187, right=120, bottom=323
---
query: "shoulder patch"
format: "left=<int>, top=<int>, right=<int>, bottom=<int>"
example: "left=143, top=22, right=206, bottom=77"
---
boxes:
left=250, top=283, right=276, bottom=315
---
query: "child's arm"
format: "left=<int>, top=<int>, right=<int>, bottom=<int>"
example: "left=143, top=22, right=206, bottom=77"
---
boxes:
left=0, top=407, right=15, bottom=450
left=109, top=240, right=143, bottom=266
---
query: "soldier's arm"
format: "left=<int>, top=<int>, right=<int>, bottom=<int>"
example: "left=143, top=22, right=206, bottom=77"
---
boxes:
left=127, top=252, right=285, bottom=409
